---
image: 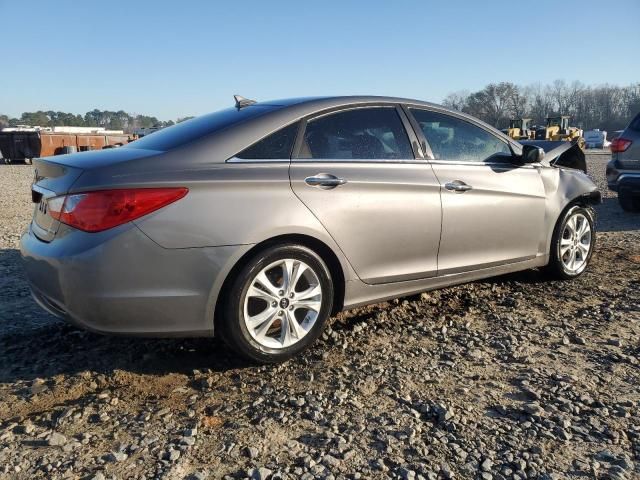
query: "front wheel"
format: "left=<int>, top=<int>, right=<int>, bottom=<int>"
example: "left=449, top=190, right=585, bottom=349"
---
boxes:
left=218, top=244, right=334, bottom=363
left=545, top=205, right=595, bottom=279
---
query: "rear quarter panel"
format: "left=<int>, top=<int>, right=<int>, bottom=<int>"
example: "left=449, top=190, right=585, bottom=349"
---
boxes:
left=131, top=162, right=342, bottom=249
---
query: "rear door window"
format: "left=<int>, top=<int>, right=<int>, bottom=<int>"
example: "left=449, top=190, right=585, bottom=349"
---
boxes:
left=235, top=122, right=299, bottom=160
left=297, top=107, right=413, bottom=160
left=409, top=109, right=511, bottom=162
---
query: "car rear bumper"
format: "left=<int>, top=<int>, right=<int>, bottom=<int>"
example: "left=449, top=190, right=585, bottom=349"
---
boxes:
left=618, top=174, right=640, bottom=197
left=606, top=159, right=640, bottom=192
left=608, top=173, right=640, bottom=192
left=20, top=222, right=252, bottom=337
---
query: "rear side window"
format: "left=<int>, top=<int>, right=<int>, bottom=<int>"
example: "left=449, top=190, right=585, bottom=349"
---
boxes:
left=236, top=122, right=299, bottom=159
left=410, top=109, right=511, bottom=162
left=297, top=107, right=413, bottom=160
left=628, top=113, right=640, bottom=132
left=126, top=105, right=277, bottom=152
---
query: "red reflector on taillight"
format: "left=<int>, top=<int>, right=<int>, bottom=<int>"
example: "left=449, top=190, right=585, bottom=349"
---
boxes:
left=610, top=137, right=632, bottom=153
left=48, top=188, right=188, bottom=232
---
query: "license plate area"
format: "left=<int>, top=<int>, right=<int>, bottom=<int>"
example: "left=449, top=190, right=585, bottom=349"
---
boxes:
left=31, top=185, right=60, bottom=242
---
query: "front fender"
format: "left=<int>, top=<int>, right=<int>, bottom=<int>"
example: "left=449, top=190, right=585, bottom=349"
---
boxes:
left=538, top=167, right=600, bottom=255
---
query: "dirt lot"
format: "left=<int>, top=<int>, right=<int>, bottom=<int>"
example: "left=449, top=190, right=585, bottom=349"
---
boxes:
left=0, top=154, right=638, bottom=480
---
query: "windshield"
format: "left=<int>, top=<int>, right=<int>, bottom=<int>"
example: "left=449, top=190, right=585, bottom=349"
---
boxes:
left=125, top=105, right=278, bottom=151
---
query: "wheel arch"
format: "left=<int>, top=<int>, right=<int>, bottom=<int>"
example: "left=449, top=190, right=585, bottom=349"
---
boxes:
left=546, top=193, right=598, bottom=258
left=213, top=233, right=347, bottom=334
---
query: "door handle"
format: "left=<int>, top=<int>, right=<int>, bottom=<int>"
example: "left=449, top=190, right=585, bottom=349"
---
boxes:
left=444, top=180, right=473, bottom=192
left=304, top=173, right=347, bottom=189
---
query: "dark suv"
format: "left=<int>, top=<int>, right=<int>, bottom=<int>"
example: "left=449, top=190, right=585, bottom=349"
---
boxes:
left=607, top=112, right=640, bottom=211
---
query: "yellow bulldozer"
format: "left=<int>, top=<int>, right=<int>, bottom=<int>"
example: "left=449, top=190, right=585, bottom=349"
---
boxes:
left=534, top=115, right=585, bottom=149
left=506, top=118, right=534, bottom=140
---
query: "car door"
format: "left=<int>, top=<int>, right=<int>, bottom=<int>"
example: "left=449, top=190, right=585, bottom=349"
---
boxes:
left=406, top=107, right=546, bottom=275
left=289, top=105, right=442, bottom=285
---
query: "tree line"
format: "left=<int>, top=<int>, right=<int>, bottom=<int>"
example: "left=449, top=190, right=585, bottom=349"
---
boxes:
left=3, top=82, right=638, bottom=135
left=443, top=80, right=640, bottom=133
left=0, top=110, right=195, bottom=132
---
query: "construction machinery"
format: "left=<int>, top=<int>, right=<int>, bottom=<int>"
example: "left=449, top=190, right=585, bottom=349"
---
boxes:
left=534, top=115, right=585, bottom=149
left=520, top=116, right=587, bottom=173
left=506, top=118, right=534, bottom=140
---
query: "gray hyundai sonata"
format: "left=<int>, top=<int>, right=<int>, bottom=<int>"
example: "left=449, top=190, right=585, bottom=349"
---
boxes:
left=21, top=96, right=600, bottom=362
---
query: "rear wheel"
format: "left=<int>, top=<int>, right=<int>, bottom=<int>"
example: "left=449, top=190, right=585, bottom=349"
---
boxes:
left=619, top=188, right=640, bottom=212
left=545, top=205, right=595, bottom=279
left=218, top=244, right=334, bottom=363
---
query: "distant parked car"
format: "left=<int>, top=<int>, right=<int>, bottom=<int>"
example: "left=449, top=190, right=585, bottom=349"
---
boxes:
left=607, top=112, right=640, bottom=211
left=21, top=96, right=600, bottom=363
left=584, top=129, right=607, bottom=149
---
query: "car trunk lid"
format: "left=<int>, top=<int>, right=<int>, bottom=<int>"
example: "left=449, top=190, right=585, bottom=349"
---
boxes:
left=31, top=158, right=84, bottom=242
left=30, top=148, right=161, bottom=242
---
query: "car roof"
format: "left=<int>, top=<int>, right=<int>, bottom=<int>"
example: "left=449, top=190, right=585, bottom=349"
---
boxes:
left=250, top=95, right=514, bottom=145
left=256, top=95, right=442, bottom=111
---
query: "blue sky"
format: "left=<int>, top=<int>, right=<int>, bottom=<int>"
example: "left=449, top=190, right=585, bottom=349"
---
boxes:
left=1, top=0, right=638, bottom=120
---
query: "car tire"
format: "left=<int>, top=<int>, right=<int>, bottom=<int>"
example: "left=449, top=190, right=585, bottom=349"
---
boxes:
left=545, top=204, right=595, bottom=280
left=218, top=244, right=334, bottom=363
left=618, top=188, right=640, bottom=212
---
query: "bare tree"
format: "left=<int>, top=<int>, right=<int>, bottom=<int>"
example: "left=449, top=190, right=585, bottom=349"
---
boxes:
left=442, top=91, right=469, bottom=112
left=444, top=80, right=640, bottom=132
left=464, top=82, right=519, bottom=128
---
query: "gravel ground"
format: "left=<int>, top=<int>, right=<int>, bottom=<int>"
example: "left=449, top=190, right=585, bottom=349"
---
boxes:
left=0, top=154, right=638, bottom=480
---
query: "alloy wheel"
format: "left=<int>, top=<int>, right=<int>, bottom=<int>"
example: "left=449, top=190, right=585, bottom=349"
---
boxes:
left=560, top=212, right=592, bottom=274
left=243, top=259, right=323, bottom=349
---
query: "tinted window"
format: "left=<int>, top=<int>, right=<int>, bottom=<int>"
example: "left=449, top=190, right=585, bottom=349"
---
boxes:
left=628, top=113, right=640, bottom=132
left=298, top=107, right=413, bottom=160
left=236, top=122, right=299, bottom=159
left=126, top=105, right=277, bottom=152
left=410, top=109, right=511, bottom=162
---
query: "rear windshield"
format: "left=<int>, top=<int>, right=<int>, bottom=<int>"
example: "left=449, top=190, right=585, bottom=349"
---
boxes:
left=628, top=113, right=640, bottom=132
left=125, top=105, right=277, bottom=151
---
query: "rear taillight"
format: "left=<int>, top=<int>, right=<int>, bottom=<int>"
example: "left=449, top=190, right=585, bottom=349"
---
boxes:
left=47, top=188, right=188, bottom=232
left=610, top=137, right=632, bottom=153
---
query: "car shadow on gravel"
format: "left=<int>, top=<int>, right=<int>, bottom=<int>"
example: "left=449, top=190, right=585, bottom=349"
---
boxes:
left=0, top=324, right=257, bottom=384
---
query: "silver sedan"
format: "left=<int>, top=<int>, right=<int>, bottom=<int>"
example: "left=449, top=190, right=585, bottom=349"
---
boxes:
left=21, top=96, right=600, bottom=362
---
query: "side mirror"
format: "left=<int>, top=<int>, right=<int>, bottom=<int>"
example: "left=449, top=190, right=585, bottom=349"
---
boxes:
left=521, top=144, right=545, bottom=164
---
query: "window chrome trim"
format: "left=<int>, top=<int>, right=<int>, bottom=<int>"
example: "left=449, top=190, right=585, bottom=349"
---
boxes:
left=427, top=159, right=540, bottom=169
left=226, top=157, right=291, bottom=163
left=227, top=157, right=538, bottom=168
left=290, top=157, right=428, bottom=164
